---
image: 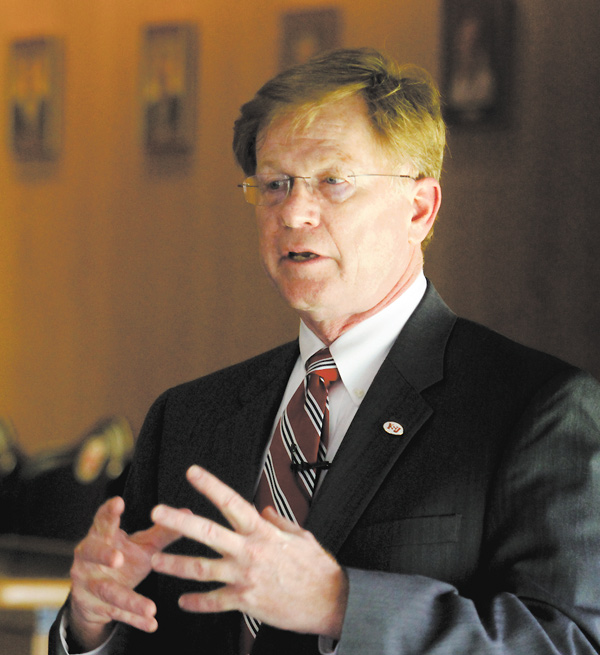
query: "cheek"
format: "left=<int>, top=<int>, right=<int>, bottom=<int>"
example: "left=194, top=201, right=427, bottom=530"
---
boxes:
left=256, top=214, right=277, bottom=258
left=353, top=223, right=410, bottom=279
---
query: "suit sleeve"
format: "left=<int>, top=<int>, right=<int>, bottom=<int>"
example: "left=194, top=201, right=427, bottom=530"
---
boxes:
left=337, top=369, right=600, bottom=654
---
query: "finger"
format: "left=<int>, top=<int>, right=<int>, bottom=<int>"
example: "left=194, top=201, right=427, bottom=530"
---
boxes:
left=71, top=592, right=157, bottom=637
left=186, top=466, right=261, bottom=535
left=178, top=586, right=239, bottom=615
left=151, top=552, right=235, bottom=584
left=89, top=577, right=157, bottom=621
left=132, top=519, right=188, bottom=553
left=70, top=571, right=157, bottom=634
left=73, top=497, right=126, bottom=569
left=92, top=497, right=125, bottom=537
left=109, top=608, right=158, bottom=634
left=73, top=535, right=124, bottom=569
left=261, top=506, right=304, bottom=536
left=151, top=505, right=242, bottom=557
left=80, top=591, right=158, bottom=634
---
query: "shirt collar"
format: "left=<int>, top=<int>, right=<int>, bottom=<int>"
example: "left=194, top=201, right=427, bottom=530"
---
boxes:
left=299, top=273, right=427, bottom=405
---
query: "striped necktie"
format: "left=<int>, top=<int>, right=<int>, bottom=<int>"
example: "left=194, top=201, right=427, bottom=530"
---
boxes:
left=241, top=348, right=339, bottom=652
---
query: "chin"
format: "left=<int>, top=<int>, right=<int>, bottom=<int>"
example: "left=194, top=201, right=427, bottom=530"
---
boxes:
left=276, top=280, right=330, bottom=309
left=280, top=293, right=328, bottom=317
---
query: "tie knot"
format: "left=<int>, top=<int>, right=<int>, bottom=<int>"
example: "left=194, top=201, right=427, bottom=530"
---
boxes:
left=305, top=348, right=338, bottom=387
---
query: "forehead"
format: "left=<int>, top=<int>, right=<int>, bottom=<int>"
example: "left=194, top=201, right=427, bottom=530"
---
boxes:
left=256, top=95, right=387, bottom=171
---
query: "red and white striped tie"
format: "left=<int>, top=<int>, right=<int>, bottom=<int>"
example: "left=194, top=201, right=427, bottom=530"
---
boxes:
left=241, top=348, right=339, bottom=651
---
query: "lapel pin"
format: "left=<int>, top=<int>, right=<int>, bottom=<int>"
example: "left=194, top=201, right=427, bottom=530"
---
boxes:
left=383, top=421, right=404, bottom=436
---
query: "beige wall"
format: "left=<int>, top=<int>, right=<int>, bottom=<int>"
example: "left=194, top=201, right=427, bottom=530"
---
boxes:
left=1, top=0, right=598, bottom=453
left=0, top=0, right=441, bottom=451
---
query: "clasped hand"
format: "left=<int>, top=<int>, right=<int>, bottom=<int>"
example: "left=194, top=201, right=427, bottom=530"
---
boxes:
left=68, top=465, right=347, bottom=651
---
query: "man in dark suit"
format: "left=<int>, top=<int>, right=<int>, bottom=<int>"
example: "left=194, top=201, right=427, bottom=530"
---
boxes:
left=51, top=48, right=600, bottom=654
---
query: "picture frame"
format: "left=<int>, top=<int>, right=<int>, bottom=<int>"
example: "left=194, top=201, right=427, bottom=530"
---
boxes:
left=441, top=0, right=515, bottom=127
left=279, top=7, right=341, bottom=71
left=140, top=23, right=197, bottom=154
left=8, top=37, right=63, bottom=160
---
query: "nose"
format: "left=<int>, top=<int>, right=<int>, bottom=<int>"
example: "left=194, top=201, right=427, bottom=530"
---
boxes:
left=279, top=177, right=321, bottom=228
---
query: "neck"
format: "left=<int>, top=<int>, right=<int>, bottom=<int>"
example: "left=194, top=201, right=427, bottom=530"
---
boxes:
left=300, top=262, right=424, bottom=346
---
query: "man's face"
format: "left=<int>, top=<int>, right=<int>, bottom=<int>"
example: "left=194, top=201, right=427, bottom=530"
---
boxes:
left=254, top=95, right=435, bottom=340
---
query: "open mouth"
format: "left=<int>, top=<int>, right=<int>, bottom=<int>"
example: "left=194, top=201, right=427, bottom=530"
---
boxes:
left=288, top=251, right=319, bottom=262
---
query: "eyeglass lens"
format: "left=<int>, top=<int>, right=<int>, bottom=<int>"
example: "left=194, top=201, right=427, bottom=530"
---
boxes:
left=239, top=173, right=415, bottom=206
left=241, top=174, right=357, bottom=207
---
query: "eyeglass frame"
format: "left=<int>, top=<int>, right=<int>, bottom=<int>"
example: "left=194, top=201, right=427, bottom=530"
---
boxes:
left=237, top=173, right=416, bottom=207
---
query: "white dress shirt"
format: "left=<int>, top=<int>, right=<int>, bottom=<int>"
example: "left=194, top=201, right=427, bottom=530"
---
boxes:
left=271, top=273, right=426, bottom=472
left=60, top=273, right=427, bottom=655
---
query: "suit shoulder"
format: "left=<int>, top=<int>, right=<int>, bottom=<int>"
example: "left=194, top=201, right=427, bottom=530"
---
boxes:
left=155, top=339, right=299, bottom=406
left=135, top=340, right=299, bottom=454
left=449, top=316, right=583, bottom=387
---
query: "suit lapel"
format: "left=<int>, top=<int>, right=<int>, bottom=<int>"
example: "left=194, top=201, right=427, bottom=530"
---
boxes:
left=305, top=362, right=432, bottom=552
left=305, top=283, right=457, bottom=554
left=188, top=342, right=300, bottom=504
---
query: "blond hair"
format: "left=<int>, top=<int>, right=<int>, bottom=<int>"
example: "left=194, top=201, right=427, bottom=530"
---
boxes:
left=233, top=47, right=446, bottom=180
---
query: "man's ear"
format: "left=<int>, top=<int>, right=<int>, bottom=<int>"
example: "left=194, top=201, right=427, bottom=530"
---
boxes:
left=408, top=177, right=442, bottom=245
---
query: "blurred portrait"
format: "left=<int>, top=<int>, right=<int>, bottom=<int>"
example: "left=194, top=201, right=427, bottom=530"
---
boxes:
left=8, top=37, right=62, bottom=159
left=279, top=8, right=341, bottom=70
left=442, top=0, right=514, bottom=126
left=141, top=23, right=197, bottom=154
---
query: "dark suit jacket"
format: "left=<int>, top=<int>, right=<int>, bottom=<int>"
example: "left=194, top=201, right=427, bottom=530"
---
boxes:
left=50, top=283, right=600, bottom=654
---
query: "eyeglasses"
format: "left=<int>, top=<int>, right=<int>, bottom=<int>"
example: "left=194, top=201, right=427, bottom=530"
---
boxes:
left=237, top=172, right=416, bottom=207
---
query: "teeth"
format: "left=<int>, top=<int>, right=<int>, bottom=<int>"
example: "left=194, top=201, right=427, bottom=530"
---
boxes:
left=289, top=252, right=317, bottom=262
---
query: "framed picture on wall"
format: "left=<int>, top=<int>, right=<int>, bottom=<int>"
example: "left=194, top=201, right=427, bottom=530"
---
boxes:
left=140, top=23, right=197, bottom=154
left=279, top=7, right=342, bottom=71
left=441, top=0, right=515, bottom=127
left=8, top=37, right=63, bottom=160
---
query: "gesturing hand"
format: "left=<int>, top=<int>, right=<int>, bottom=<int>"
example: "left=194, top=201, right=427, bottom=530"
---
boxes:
left=150, top=465, right=349, bottom=640
left=68, top=496, right=183, bottom=651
